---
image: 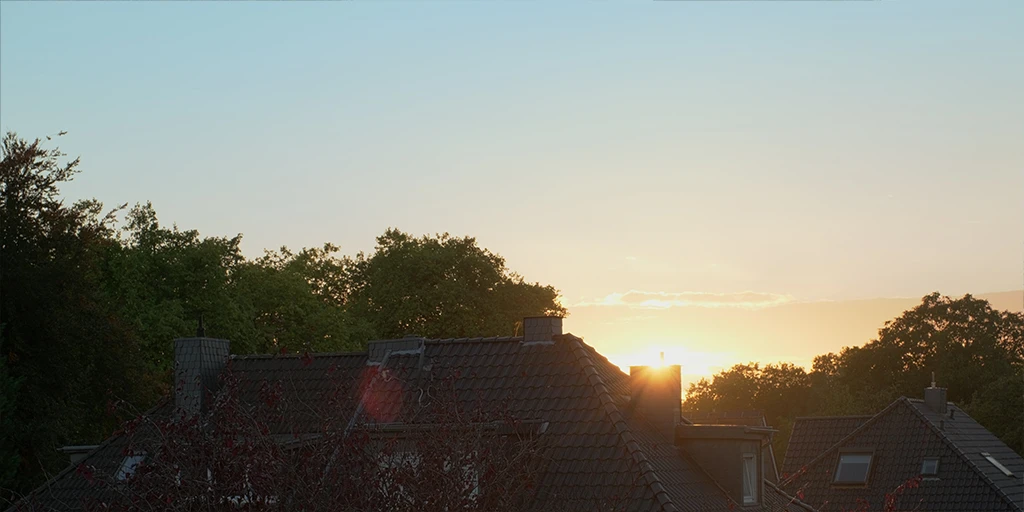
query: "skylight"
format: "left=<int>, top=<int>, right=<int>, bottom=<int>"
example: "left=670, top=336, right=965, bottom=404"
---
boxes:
left=981, top=452, right=1015, bottom=477
left=921, top=457, right=939, bottom=476
left=833, top=453, right=872, bottom=484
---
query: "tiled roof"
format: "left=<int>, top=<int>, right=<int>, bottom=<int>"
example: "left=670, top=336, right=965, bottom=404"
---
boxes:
left=683, top=410, right=767, bottom=427
left=13, top=334, right=806, bottom=512
left=905, top=398, right=1024, bottom=508
left=779, top=398, right=1023, bottom=512
left=781, top=415, right=870, bottom=478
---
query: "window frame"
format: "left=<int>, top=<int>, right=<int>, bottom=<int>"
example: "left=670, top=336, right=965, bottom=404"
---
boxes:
left=741, top=452, right=759, bottom=506
left=981, top=452, right=1015, bottom=477
left=831, top=449, right=875, bottom=487
left=920, top=457, right=940, bottom=477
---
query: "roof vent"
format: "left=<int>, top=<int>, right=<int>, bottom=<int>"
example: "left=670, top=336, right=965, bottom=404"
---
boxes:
left=367, top=337, right=424, bottom=365
left=522, top=316, right=562, bottom=343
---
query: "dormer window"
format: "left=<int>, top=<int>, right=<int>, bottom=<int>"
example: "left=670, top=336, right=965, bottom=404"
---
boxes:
left=833, top=452, right=872, bottom=485
left=742, top=453, right=758, bottom=505
left=921, top=457, right=939, bottom=476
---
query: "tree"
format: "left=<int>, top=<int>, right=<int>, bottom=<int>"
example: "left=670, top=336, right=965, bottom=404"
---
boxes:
left=0, top=132, right=152, bottom=500
left=683, top=362, right=812, bottom=456
left=683, top=293, right=1024, bottom=457
left=343, top=229, right=566, bottom=340
left=232, top=244, right=373, bottom=354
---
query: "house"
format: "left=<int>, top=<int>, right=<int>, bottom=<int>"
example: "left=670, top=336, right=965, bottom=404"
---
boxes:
left=778, top=382, right=1024, bottom=511
left=682, top=410, right=781, bottom=484
left=12, top=317, right=812, bottom=511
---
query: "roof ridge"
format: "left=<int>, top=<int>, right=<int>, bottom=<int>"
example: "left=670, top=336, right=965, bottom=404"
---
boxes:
left=901, top=398, right=1022, bottom=511
left=229, top=337, right=526, bottom=361
left=231, top=350, right=367, bottom=360
left=791, top=414, right=875, bottom=421
left=423, top=336, right=523, bottom=344
left=560, top=333, right=679, bottom=512
left=779, top=398, right=905, bottom=487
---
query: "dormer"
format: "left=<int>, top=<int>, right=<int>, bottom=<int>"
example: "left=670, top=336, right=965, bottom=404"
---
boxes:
left=676, top=424, right=775, bottom=508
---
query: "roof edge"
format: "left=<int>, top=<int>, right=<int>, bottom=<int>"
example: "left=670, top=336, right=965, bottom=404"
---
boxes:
left=765, top=479, right=818, bottom=511
left=901, top=398, right=1021, bottom=511
left=791, top=414, right=875, bottom=422
left=10, top=399, right=171, bottom=510
left=560, top=333, right=680, bottom=512
left=779, top=398, right=904, bottom=487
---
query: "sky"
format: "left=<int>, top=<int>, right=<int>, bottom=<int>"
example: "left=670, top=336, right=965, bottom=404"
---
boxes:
left=2, top=1, right=1022, bottom=386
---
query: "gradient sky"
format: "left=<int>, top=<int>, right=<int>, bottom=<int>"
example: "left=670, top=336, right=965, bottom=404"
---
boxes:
left=2, top=1, right=1022, bottom=383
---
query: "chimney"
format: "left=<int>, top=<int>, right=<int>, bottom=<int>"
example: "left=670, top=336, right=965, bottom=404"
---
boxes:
left=522, top=316, right=562, bottom=343
left=629, top=364, right=682, bottom=440
left=924, top=373, right=948, bottom=415
left=173, top=336, right=230, bottom=418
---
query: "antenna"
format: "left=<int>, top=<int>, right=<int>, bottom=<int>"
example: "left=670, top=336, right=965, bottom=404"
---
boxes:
left=196, top=313, right=206, bottom=338
left=659, top=351, right=665, bottom=366
left=931, top=371, right=936, bottom=388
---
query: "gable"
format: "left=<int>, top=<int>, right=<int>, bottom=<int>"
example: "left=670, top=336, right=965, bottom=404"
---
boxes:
left=905, top=399, right=1024, bottom=507
left=782, top=415, right=870, bottom=478
left=780, top=400, right=1020, bottom=512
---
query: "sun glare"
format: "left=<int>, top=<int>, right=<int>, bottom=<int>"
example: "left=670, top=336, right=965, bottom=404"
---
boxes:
left=609, top=344, right=733, bottom=380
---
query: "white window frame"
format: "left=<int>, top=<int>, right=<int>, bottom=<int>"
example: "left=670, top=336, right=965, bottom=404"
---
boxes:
left=742, top=452, right=758, bottom=505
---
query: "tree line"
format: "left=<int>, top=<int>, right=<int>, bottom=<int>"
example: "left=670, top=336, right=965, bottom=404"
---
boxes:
left=683, top=292, right=1024, bottom=461
left=0, top=132, right=565, bottom=501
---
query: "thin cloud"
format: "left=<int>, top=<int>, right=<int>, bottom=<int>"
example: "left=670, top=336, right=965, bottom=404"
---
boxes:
left=572, top=290, right=795, bottom=310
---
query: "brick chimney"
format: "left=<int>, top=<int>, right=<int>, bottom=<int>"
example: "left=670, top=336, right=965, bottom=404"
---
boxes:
left=523, top=316, right=562, bottom=343
left=629, top=364, right=682, bottom=440
left=173, top=336, right=230, bottom=418
left=924, top=372, right=947, bottom=415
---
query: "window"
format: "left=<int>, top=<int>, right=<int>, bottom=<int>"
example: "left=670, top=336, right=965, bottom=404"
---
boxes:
left=921, top=457, right=939, bottom=476
left=742, top=453, right=758, bottom=505
left=981, top=452, right=1015, bottom=477
left=377, top=451, right=480, bottom=504
left=833, top=453, right=872, bottom=484
left=445, top=454, right=481, bottom=501
left=115, top=454, right=146, bottom=482
left=378, top=451, right=422, bottom=505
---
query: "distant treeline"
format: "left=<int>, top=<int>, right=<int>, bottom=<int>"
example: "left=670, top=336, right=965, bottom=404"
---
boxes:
left=0, top=132, right=565, bottom=500
left=683, top=292, right=1024, bottom=462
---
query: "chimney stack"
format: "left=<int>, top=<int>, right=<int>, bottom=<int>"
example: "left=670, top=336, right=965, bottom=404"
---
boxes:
left=523, top=316, right=562, bottom=343
left=924, top=373, right=948, bottom=415
left=629, top=364, right=682, bottom=440
left=174, top=335, right=230, bottom=418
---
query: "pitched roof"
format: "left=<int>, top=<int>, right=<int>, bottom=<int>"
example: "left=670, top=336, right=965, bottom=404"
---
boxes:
left=779, top=398, right=1023, bottom=512
left=905, top=398, right=1024, bottom=508
left=683, top=410, right=768, bottom=427
left=781, top=415, right=871, bottom=477
left=13, top=334, right=806, bottom=512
